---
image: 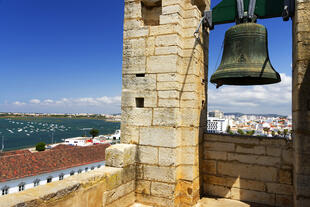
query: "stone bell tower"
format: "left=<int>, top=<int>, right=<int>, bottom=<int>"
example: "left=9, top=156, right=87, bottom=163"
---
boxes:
left=121, top=0, right=209, bottom=206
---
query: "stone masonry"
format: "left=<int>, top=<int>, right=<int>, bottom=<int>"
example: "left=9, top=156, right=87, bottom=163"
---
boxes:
left=121, top=0, right=209, bottom=206
left=202, top=134, right=293, bottom=207
left=293, top=0, right=310, bottom=206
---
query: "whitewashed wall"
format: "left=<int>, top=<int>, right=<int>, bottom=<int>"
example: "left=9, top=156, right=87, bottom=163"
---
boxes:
left=0, top=161, right=105, bottom=195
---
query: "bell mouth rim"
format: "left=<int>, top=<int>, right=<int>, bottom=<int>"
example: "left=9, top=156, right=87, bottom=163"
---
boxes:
left=210, top=77, right=281, bottom=86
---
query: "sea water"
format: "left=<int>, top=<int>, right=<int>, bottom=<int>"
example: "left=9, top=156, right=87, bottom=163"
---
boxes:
left=0, top=117, right=120, bottom=151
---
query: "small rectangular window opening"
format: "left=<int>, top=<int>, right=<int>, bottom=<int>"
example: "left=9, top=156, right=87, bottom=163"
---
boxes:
left=136, top=98, right=144, bottom=108
left=136, top=73, right=145, bottom=77
left=141, top=1, right=162, bottom=26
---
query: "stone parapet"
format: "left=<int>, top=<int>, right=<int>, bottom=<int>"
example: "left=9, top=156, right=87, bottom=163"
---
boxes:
left=202, top=134, right=293, bottom=207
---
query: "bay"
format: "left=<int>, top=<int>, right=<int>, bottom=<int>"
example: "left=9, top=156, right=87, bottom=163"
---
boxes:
left=0, top=117, right=120, bottom=151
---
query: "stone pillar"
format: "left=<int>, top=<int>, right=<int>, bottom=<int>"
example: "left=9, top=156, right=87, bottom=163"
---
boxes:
left=121, top=0, right=209, bottom=206
left=293, top=0, right=310, bottom=206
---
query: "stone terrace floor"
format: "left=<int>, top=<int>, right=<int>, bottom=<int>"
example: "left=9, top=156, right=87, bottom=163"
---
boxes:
left=130, top=198, right=270, bottom=207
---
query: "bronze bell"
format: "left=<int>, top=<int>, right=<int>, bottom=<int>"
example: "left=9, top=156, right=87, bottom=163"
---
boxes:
left=210, top=23, right=281, bottom=88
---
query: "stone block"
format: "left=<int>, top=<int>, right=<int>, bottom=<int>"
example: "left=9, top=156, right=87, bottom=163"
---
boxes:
left=217, top=162, right=277, bottom=182
left=180, top=108, right=200, bottom=127
left=122, top=73, right=156, bottom=90
left=136, top=193, right=174, bottom=206
left=266, top=147, right=282, bottom=157
left=235, top=144, right=265, bottom=155
left=136, top=180, right=151, bottom=195
left=122, top=107, right=152, bottom=126
left=146, top=36, right=155, bottom=56
left=123, top=38, right=146, bottom=57
left=123, top=56, right=146, bottom=74
left=155, top=46, right=182, bottom=55
left=204, top=184, right=231, bottom=198
left=204, top=142, right=235, bottom=152
left=160, top=13, right=182, bottom=25
left=162, top=4, right=183, bottom=15
left=227, top=153, right=281, bottom=166
left=153, top=108, right=180, bottom=127
left=158, top=90, right=180, bottom=99
left=122, top=165, right=136, bottom=184
left=201, top=160, right=216, bottom=174
left=158, top=98, right=179, bottom=107
left=204, top=151, right=227, bottom=160
left=148, top=55, right=180, bottom=73
left=178, top=127, right=199, bottom=146
left=124, top=28, right=149, bottom=39
left=140, top=127, right=178, bottom=147
left=144, top=165, right=176, bottom=183
left=231, top=188, right=275, bottom=206
left=204, top=134, right=260, bottom=145
left=155, top=34, right=182, bottom=47
left=106, top=191, right=135, bottom=207
left=120, top=124, right=139, bottom=144
left=124, top=19, right=144, bottom=31
left=157, top=81, right=182, bottom=90
left=121, top=89, right=157, bottom=108
left=105, top=144, right=136, bottom=168
left=138, top=146, right=158, bottom=164
left=105, top=180, right=135, bottom=204
left=282, top=149, right=293, bottom=164
left=176, top=165, right=198, bottom=181
left=276, top=194, right=293, bottom=207
left=124, top=1, right=141, bottom=19
left=157, top=73, right=183, bottom=82
left=203, top=175, right=265, bottom=192
left=150, top=24, right=182, bottom=36
left=159, top=147, right=176, bottom=166
left=279, top=169, right=292, bottom=185
left=177, top=147, right=197, bottom=165
left=151, top=182, right=175, bottom=198
left=103, top=167, right=123, bottom=191
left=266, top=183, right=293, bottom=195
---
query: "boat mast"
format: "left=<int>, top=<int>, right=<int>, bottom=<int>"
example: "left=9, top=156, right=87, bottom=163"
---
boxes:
left=1, top=135, right=4, bottom=152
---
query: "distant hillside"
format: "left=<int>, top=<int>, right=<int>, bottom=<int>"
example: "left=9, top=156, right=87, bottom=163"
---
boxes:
left=224, top=112, right=288, bottom=118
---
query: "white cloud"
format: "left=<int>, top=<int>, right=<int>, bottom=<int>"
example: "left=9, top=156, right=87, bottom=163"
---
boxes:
left=11, top=96, right=121, bottom=107
left=29, top=99, right=41, bottom=104
left=13, top=101, right=26, bottom=106
left=208, top=73, right=292, bottom=115
left=43, top=99, right=54, bottom=104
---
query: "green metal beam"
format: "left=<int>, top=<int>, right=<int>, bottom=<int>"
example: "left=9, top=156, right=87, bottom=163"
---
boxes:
left=212, top=0, right=285, bottom=25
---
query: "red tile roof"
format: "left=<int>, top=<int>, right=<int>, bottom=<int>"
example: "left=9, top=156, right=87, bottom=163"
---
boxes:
left=0, top=144, right=110, bottom=182
left=0, top=149, right=31, bottom=157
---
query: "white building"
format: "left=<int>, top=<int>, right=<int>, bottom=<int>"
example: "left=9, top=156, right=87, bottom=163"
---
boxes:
left=207, top=117, right=228, bottom=133
left=0, top=144, right=109, bottom=196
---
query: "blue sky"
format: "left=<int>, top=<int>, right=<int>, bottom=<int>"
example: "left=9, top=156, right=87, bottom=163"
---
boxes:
left=0, top=0, right=292, bottom=115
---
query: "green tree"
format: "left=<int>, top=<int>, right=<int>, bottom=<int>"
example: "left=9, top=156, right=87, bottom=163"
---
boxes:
left=283, top=129, right=289, bottom=137
left=271, top=131, right=276, bottom=137
left=246, top=130, right=255, bottom=136
left=237, top=129, right=244, bottom=135
left=36, top=142, right=46, bottom=151
left=263, top=127, right=270, bottom=135
left=226, top=125, right=231, bottom=133
left=89, top=128, right=99, bottom=138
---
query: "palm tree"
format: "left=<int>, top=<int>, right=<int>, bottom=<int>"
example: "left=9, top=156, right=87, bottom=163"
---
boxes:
left=89, top=128, right=99, bottom=139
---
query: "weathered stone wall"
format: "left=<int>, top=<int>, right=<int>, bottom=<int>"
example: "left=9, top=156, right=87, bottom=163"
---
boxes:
left=292, top=0, right=310, bottom=206
left=0, top=144, right=137, bottom=207
left=202, top=134, right=293, bottom=207
left=121, top=0, right=209, bottom=206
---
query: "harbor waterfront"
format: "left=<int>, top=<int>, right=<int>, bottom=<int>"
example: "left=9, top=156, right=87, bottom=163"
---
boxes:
left=0, top=117, right=120, bottom=151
